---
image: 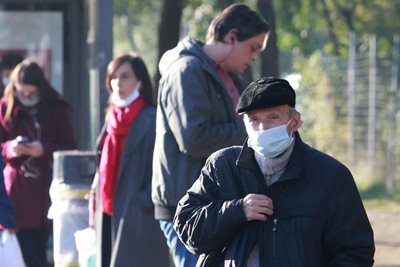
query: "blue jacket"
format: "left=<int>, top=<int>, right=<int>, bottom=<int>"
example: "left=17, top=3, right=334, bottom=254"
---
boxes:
left=0, top=172, right=14, bottom=229
left=174, top=133, right=375, bottom=266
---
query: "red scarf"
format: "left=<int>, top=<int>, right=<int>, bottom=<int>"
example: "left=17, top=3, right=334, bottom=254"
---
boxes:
left=99, top=97, right=146, bottom=215
left=216, top=68, right=240, bottom=108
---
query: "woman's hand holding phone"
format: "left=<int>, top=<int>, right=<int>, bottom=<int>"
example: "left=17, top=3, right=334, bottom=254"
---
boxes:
left=11, top=136, right=44, bottom=158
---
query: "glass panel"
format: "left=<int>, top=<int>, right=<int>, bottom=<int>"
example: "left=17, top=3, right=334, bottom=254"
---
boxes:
left=0, top=11, right=63, bottom=94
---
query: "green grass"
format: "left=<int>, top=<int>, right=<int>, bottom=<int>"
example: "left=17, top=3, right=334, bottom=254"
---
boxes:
left=349, top=162, right=400, bottom=212
left=359, top=182, right=400, bottom=212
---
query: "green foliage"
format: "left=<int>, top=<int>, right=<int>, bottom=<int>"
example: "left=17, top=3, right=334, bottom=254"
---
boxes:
left=181, top=0, right=257, bottom=42
left=353, top=163, right=400, bottom=212
left=113, top=0, right=261, bottom=75
left=112, top=0, right=399, bottom=76
left=275, top=0, right=399, bottom=59
left=182, top=1, right=216, bottom=41
left=294, top=52, right=347, bottom=160
left=113, top=0, right=161, bottom=76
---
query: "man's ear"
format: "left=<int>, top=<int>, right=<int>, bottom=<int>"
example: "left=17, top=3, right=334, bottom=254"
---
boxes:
left=224, top=29, right=238, bottom=45
left=291, top=112, right=302, bottom=132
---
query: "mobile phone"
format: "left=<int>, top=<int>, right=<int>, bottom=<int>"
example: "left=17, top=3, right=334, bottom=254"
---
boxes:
left=16, top=136, right=30, bottom=145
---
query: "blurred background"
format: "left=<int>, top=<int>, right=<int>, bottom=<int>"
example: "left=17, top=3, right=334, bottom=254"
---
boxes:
left=2, top=0, right=399, bottom=196
left=108, top=1, right=400, bottom=265
left=0, top=0, right=399, bottom=266
left=114, top=0, right=400, bottom=207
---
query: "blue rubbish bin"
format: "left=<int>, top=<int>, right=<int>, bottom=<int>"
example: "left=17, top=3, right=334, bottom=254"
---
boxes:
left=48, top=150, right=96, bottom=267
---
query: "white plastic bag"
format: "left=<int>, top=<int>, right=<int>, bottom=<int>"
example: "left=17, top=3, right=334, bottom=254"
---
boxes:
left=0, top=230, right=25, bottom=267
left=48, top=180, right=91, bottom=266
left=74, top=227, right=96, bottom=267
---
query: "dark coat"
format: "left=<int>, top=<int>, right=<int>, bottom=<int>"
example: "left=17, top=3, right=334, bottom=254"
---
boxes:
left=0, top=97, right=76, bottom=229
left=95, top=106, right=169, bottom=267
left=174, top=133, right=375, bottom=267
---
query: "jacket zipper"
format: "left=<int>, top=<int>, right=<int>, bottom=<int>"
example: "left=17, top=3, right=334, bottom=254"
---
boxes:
left=272, top=219, right=278, bottom=259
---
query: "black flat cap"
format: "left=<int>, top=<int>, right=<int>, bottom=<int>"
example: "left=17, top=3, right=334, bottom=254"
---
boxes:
left=236, top=77, right=296, bottom=113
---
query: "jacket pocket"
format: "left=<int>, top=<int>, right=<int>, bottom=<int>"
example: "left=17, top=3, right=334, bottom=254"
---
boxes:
left=272, top=206, right=324, bottom=266
left=276, top=205, right=323, bottom=234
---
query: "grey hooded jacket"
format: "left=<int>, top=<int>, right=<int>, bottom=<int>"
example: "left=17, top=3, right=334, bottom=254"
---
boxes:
left=151, top=37, right=247, bottom=220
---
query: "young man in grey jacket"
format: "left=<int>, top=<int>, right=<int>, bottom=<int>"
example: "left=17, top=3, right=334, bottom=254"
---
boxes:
left=151, top=4, right=269, bottom=267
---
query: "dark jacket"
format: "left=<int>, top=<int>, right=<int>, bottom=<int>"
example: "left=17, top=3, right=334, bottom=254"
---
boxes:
left=0, top=174, right=14, bottom=229
left=0, top=97, right=76, bottom=228
left=174, top=133, right=375, bottom=266
left=95, top=106, right=169, bottom=267
left=152, top=37, right=247, bottom=220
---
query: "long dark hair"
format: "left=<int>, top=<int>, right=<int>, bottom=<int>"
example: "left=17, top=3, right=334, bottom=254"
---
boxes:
left=105, top=53, right=154, bottom=109
left=3, top=60, right=62, bottom=123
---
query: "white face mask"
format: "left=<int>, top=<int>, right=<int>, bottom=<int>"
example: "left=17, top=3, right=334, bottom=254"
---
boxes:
left=16, top=93, right=40, bottom=107
left=247, top=120, right=294, bottom=158
left=111, top=81, right=141, bottom=108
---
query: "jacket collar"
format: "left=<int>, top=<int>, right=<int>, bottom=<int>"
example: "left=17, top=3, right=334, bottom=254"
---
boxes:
left=236, top=132, right=305, bottom=184
left=178, top=37, right=245, bottom=95
left=183, top=38, right=233, bottom=91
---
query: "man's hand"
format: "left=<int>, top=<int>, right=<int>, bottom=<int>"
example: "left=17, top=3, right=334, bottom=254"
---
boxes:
left=242, top=193, right=273, bottom=221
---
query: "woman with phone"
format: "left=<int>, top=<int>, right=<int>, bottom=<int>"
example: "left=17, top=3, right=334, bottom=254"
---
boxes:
left=0, top=60, right=76, bottom=267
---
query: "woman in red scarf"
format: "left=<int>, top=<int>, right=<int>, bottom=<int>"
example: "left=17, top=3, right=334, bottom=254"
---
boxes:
left=91, top=54, right=169, bottom=267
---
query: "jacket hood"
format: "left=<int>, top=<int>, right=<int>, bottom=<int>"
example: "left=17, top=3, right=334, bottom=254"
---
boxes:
left=159, top=37, right=209, bottom=76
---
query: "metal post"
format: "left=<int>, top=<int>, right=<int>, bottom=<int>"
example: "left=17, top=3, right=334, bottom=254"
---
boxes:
left=386, top=34, right=400, bottom=192
left=88, top=0, right=113, bottom=148
left=367, top=35, right=377, bottom=169
left=347, top=31, right=356, bottom=166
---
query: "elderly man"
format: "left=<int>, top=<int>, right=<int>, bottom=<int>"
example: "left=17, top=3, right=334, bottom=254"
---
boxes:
left=174, top=77, right=375, bottom=266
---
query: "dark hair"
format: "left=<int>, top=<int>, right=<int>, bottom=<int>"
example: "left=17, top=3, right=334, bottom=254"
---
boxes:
left=3, top=60, right=61, bottom=123
left=206, top=4, right=269, bottom=43
left=105, top=53, right=154, bottom=107
left=0, top=54, right=23, bottom=71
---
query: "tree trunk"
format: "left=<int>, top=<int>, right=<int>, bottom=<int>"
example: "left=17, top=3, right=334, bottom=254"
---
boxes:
left=257, top=0, right=279, bottom=77
left=332, top=0, right=356, bottom=32
left=320, top=0, right=340, bottom=55
left=120, top=15, right=138, bottom=52
left=154, top=0, right=185, bottom=89
left=385, top=34, right=400, bottom=193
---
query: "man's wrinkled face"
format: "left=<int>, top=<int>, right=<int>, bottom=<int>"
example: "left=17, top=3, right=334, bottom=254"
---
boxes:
left=243, top=105, right=292, bottom=134
left=243, top=104, right=301, bottom=138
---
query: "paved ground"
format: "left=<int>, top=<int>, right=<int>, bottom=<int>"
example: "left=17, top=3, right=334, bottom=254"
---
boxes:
left=367, top=209, right=400, bottom=267
left=47, top=208, right=399, bottom=267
